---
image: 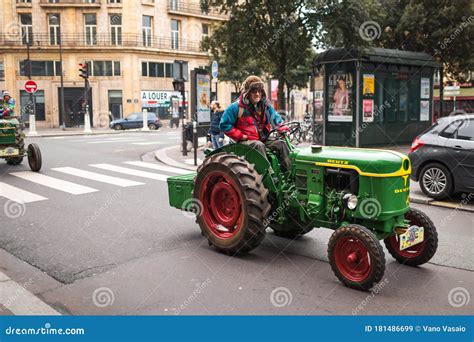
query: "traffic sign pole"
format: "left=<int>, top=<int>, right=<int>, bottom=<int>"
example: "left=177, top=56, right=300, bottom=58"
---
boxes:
left=24, top=80, right=38, bottom=136
left=211, top=61, right=218, bottom=101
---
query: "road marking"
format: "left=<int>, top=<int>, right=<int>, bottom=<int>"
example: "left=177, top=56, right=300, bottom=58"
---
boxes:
left=44, top=136, right=65, bottom=140
left=86, top=139, right=146, bottom=144
left=90, top=164, right=169, bottom=181
left=0, top=271, right=60, bottom=315
left=10, top=172, right=98, bottom=195
left=131, top=142, right=165, bottom=146
left=0, top=182, right=47, bottom=203
left=52, top=167, right=144, bottom=187
left=124, top=161, right=190, bottom=175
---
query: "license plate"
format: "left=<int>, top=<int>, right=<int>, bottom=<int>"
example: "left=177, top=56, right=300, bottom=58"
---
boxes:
left=399, top=225, right=424, bottom=250
left=0, top=147, right=19, bottom=157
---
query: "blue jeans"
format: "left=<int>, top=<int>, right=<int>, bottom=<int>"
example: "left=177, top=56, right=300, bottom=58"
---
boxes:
left=211, top=134, right=224, bottom=149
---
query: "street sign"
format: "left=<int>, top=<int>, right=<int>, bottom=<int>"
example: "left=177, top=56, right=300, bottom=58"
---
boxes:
left=444, top=85, right=460, bottom=96
left=211, top=60, right=218, bottom=79
left=24, top=80, right=38, bottom=94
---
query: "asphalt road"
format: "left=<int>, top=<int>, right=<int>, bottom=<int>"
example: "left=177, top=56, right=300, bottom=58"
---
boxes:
left=0, top=129, right=472, bottom=315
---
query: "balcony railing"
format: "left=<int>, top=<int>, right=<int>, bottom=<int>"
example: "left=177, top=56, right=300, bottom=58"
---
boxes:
left=38, top=0, right=101, bottom=7
left=167, top=0, right=229, bottom=20
left=0, top=33, right=205, bottom=53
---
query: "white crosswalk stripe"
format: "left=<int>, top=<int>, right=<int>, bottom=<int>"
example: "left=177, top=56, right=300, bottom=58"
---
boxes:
left=124, top=161, right=190, bottom=175
left=90, top=164, right=169, bottom=181
left=131, top=142, right=165, bottom=146
left=86, top=139, right=146, bottom=144
left=0, top=182, right=47, bottom=203
left=10, top=171, right=98, bottom=195
left=52, top=167, right=144, bottom=187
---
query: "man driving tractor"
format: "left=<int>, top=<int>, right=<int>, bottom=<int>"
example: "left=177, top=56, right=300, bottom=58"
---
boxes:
left=219, top=75, right=291, bottom=172
left=0, top=91, right=16, bottom=118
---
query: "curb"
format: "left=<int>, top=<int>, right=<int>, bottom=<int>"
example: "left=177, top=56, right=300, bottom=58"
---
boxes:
left=0, top=271, right=61, bottom=316
left=154, top=145, right=198, bottom=171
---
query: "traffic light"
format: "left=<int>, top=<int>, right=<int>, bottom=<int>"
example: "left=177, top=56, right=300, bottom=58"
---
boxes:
left=79, top=62, right=89, bottom=79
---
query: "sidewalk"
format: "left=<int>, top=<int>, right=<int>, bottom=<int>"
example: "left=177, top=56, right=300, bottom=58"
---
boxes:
left=155, top=142, right=474, bottom=212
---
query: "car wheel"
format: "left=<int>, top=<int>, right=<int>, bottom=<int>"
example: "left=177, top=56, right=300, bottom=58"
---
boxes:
left=419, top=162, right=453, bottom=199
left=114, top=124, right=123, bottom=130
left=148, top=123, right=157, bottom=130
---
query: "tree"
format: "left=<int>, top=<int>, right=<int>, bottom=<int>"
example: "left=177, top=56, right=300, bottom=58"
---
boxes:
left=202, top=0, right=314, bottom=110
left=377, top=0, right=473, bottom=81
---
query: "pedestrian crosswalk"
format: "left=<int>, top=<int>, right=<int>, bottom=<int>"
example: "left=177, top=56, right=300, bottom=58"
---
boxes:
left=0, top=161, right=191, bottom=207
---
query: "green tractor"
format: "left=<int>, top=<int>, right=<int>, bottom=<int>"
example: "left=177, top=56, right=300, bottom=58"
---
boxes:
left=0, top=117, right=42, bottom=171
left=167, top=124, right=438, bottom=291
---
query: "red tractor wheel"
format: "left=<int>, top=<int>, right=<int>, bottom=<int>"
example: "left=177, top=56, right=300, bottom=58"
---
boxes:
left=193, top=153, right=271, bottom=255
left=328, top=224, right=386, bottom=291
left=384, top=208, right=438, bottom=266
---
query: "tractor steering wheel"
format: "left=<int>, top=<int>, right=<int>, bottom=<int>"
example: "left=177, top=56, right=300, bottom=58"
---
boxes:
left=268, top=121, right=301, bottom=139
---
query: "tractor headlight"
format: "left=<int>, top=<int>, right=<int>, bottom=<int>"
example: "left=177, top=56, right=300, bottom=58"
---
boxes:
left=343, top=193, right=358, bottom=210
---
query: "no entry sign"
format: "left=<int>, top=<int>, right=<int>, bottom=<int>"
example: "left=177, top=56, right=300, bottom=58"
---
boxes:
left=24, top=80, right=38, bottom=94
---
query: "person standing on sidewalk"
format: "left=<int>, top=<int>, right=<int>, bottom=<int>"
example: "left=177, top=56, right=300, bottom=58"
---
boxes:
left=209, top=100, right=225, bottom=149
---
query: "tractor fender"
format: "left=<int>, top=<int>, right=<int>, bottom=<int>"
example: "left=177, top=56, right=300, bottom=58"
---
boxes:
left=207, top=143, right=277, bottom=192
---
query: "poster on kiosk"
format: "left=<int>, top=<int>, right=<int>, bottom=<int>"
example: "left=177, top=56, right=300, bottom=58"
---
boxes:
left=194, top=71, right=211, bottom=124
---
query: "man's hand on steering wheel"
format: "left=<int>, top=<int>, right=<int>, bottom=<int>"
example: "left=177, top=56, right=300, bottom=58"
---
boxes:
left=276, top=124, right=290, bottom=134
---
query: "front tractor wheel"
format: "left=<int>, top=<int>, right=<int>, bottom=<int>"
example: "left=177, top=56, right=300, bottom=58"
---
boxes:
left=27, top=143, right=42, bottom=172
left=193, top=153, right=271, bottom=255
left=384, top=208, right=438, bottom=267
left=328, top=225, right=386, bottom=291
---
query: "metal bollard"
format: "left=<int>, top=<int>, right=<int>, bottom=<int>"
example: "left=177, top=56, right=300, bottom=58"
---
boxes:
left=27, top=114, right=38, bottom=136
left=83, top=105, right=92, bottom=133
left=142, top=109, right=149, bottom=131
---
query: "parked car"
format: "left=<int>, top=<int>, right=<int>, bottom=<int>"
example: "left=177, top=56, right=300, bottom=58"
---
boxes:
left=109, top=112, right=162, bottom=130
left=408, top=114, right=474, bottom=199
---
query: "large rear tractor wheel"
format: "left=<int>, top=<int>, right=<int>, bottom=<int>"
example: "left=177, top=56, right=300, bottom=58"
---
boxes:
left=6, top=156, right=23, bottom=165
left=193, top=153, right=271, bottom=255
left=27, top=143, right=42, bottom=172
left=384, top=208, right=438, bottom=267
left=328, top=224, right=386, bottom=291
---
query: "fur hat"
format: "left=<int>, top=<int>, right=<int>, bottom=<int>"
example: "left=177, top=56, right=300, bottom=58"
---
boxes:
left=3, top=91, right=11, bottom=97
left=240, top=75, right=266, bottom=100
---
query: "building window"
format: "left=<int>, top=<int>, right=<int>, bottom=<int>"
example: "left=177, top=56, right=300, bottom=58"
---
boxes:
left=0, top=61, right=4, bottom=80
left=86, top=61, right=121, bottom=76
left=171, top=19, right=180, bottom=50
left=142, top=15, right=153, bottom=47
left=142, top=61, right=173, bottom=78
left=84, top=13, right=97, bottom=46
left=108, top=0, right=121, bottom=3
left=170, top=0, right=179, bottom=10
left=19, top=60, right=61, bottom=76
left=20, top=14, right=33, bottom=45
left=202, top=23, right=209, bottom=39
left=48, top=14, right=60, bottom=45
left=110, top=14, right=122, bottom=45
left=20, top=90, right=45, bottom=121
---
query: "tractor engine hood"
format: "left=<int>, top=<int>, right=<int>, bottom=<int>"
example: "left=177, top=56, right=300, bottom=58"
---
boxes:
left=294, top=146, right=411, bottom=177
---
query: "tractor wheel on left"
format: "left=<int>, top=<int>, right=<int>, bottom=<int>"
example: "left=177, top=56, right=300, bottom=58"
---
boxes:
left=6, top=156, right=23, bottom=165
left=328, top=224, right=386, bottom=291
left=27, top=143, right=42, bottom=172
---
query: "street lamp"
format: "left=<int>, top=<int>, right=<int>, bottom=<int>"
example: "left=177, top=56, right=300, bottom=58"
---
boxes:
left=173, top=60, right=188, bottom=156
left=51, top=15, right=66, bottom=130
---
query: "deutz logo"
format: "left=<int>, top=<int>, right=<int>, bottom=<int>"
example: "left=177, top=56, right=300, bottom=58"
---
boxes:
left=327, top=159, right=349, bottom=165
